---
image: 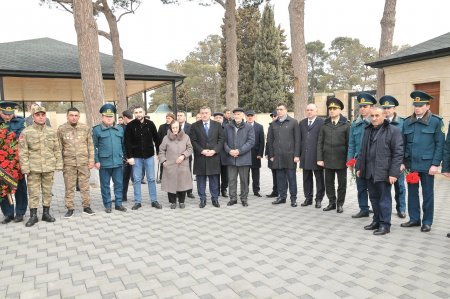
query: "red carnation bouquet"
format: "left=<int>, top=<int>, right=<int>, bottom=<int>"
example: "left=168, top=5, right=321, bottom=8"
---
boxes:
left=346, top=158, right=357, bottom=183
left=0, top=124, right=23, bottom=204
left=405, top=170, right=420, bottom=184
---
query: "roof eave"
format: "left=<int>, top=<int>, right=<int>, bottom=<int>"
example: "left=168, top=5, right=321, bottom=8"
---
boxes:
left=366, top=47, right=450, bottom=68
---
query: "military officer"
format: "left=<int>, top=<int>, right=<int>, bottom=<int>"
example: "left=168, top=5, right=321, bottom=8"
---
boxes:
left=348, top=93, right=376, bottom=218
left=401, top=91, right=445, bottom=233
left=57, top=107, right=95, bottom=218
left=92, top=104, right=127, bottom=213
left=380, top=95, right=406, bottom=218
left=19, top=106, right=62, bottom=227
left=0, top=101, right=28, bottom=224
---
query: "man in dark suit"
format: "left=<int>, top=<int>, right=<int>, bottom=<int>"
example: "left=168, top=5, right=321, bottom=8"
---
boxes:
left=299, top=104, right=325, bottom=208
left=214, top=112, right=229, bottom=197
left=190, top=107, right=224, bottom=208
left=177, top=111, right=194, bottom=199
left=265, top=110, right=278, bottom=198
left=245, top=110, right=265, bottom=197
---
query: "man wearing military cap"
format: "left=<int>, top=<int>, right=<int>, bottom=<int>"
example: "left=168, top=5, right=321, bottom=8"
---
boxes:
left=19, top=106, right=62, bottom=227
left=245, top=110, right=265, bottom=197
left=380, top=95, right=406, bottom=218
left=214, top=111, right=229, bottom=198
left=348, top=92, right=376, bottom=219
left=401, top=90, right=444, bottom=232
left=0, top=101, right=28, bottom=224
left=265, top=110, right=279, bottom=198
left=92, top=103, right=127, bottom=213
left=317, top=98, right=350, bottom=213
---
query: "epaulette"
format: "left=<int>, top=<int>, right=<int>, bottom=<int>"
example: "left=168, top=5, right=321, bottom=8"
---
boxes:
left=431, top=114, right=443, bottom=120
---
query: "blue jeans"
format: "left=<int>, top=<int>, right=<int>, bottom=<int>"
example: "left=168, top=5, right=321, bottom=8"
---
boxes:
left=276, top=168, right=297, bottom=202
left=407, top=172, right=434, bottom=225
left=356, top=177, right=369, bottom=213
left=196, top=175, right=219, bottom=202
left=133, top=157, right=157, bottom=203
left=393, top=171, right=406, bottom=213
left=1, top=178, right=27, bottom=217
left=367, top=180, right=392, bottom=228
left=99, top=167, right=123, bottom=208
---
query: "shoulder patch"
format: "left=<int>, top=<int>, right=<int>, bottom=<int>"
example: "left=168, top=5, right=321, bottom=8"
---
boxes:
left=431, top=114, right=443, bottom=120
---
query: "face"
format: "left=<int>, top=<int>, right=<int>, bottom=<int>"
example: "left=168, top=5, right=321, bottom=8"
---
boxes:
left=33, top=112, right=46, bottom=125
left=102, top=115, right=114, bottom=126
left=370, top=108, right=385, bottom=126
left=359, top=105, right=371, bottom=117
left=246, top=114, right=254, bottom=123
left=118, top=117, right=124, bottom=124
left=224, top=110, right=231, bottom=119
left=382, top=107, right=395, bottom=118
left=171, top=122, right=180, bottom=134
left=200, top=108, right=211, bottom=122
left=271, top=114, right=277, bottom=121
left=305, top=104, right=318, bottom=119
left=214, top=115, right=223, bottom=123
left=276, top=105, right=287, bottom=118
left=414, top=104, right=429, bottom=116
left=196, top=113, right=202, bottom=121
left=67, top=111, right=80, bottom=125
left=0, top=112, right=14, bottom=122
left=328, top=107, right=341, bottom=118
left=177, top=112, right=186, bottom=123
left=166, top=116, right=174, bottom=124
left=134, top=108, right=144, bottom=121
left=234, top=111, right=244, bottom=123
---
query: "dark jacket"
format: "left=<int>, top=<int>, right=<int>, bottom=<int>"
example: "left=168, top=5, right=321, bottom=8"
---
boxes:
left=124, top=118, right=160, bottom=159
left=442, top=123, right=450, bottom=173
left=299, top=117, right=324, bottom=170
left=267, top=115, right=300, bottom=169
left=158, top=123, right=170, bottom=143
left=190, top=120, right=224, bottom=175
left=249, top=121, right=265, bottom=168
left=92, top=124, right=124, bottom=168
left=355, top=120, right=404, bottom=182
left=317, top=115, right=350, bottom=170
left=181, top=122, right=191, bottom=136
left=223, top=120, right=255, bottom=166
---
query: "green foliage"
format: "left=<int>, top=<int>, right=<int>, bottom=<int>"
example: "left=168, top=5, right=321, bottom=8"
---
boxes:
left=306, top=40, right=329, bottom=100
left=278, top=26, right=294, bottom=109
left=127, top=93, right=144, bottom=111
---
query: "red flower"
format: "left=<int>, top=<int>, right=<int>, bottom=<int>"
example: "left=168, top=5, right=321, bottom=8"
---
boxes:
left=346, top=158, right=357, bottom=167
left=406, top=171, right=420, bottom=184
left=0, top=160, right=9, bottom=169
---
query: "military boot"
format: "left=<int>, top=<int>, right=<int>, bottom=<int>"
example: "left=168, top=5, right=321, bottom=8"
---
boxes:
left=42, top=206, right=56, bottom=222
left=25, top=208, right=38, bottom=227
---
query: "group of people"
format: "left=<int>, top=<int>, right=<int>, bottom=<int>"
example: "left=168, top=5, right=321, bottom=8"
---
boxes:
left=0, top=90, right=450, bottom=238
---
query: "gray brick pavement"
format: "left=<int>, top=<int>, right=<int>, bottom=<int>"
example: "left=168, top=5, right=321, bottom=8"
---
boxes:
left=0, top=167, right=450, bottom=298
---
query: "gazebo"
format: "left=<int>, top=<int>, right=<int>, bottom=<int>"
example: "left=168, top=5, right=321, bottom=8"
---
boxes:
left=0, top=37, right=185, bottom=114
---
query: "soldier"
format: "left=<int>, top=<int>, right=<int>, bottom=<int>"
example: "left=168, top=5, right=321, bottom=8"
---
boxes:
left=57, top=107, right=95, bottom=218
left=401, top=91, right=444, bottom=233
left=19, top=106, right=62, bottom=227
left=380, top=95, right=406, bottom=218
left=92, top=104, right=127, bottom=213
left=0, top=101, right=28, bottom=224
left=25, top=103, right=51, bottom=127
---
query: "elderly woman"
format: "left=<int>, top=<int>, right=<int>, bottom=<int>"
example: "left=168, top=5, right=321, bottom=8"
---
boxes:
left=159, top=121, right=193, bottom=209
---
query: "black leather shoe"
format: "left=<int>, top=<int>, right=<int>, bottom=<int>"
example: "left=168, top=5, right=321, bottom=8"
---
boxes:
left=254, top=192, right=262, bottom=197
left=179, top=203, right=185, bottom=209
left=187, top=192, right=195, bottom=199
left=170, top=203, right=176, bottom=209
left=421, top=224, right=431, bottom=232
left=221, top=191, right=228, bottom=198
left=131, top=203, right=142, bottom=210
left=105, top=208, right=112, bottom=213
left=315, top=201, right=322, bottom=209
left=227, top=200, right=237, bottom=206
left=352, top=211, right=369, bottom=218
left=151, top=202, right=162, bottom=209
left=115, top=205, right=127, bottom=212
left=14, top=215, right=24, bottom=222
left=397, top=212, right=406, bottom=218
left=199, top=200, right=206, bottom=208
left=364, top=222, right=379, bottom=230
left=242, top=201, right=248, bottom=207
left=301, top=199, right=313, bottom=207
left=272, top=198, right=286, bottom=205
left=1, top=215, right=14, bottom=224
left=291, top=201, right=297, bottom=207
left=336, top=205, right=343, bottom=213
left=266, top=192, right=278, bottom=198
left=400, top=221, right=421, bottom=228
left=323, top=204, right=336, bottom=211
left=212, top=201, right=220, bottom=208
left=373, top=227, right=390, bottom=235
left=447, top=233, right=450, bottom=238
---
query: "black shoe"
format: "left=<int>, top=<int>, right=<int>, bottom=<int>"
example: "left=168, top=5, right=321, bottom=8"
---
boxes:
left=187, top=193, right=195, bottom=199
left=400, top=221, right=421, bottom=228
left=179, top=203, right=185, bottom=209
left=151, top=202, right=162, bottom=209
left=352, top=211, right=370, bottom=218
left=315, top=201, right=322, bottom=209
left=212, top=201, right=220, bottom=208
left=64, top=210, right=74, bottom=219
left=337, top=205, right=343, bottom=213
left=364, top=222, right=379, bottom=230
left=105, top=208, right=112, bottom=213
left=447, top=233, right=450, bottom=238
left=132, top=203, right=142, bottom=210
left=115, top=205, right=127, bottom=212
left=254, top=192, right=262, bottom=197
left=83, top=207, right=95, bottom=216
left=301, top=199, right=312, bottom=207
left=199, top=200, right=206, bottom=208
left=141, top=180, right=147, bottom=184
left=227, top=200, right=237, bottom=206
left=374, top=227, right=390, bottom=235
left=242, top=201, right=248, bottom=207
left=13, top=215, right=24, bottom=223
left=156, top=179, right=161, bottom=184
left=397, top=212, right=406, bottom=218
left=291, top=201, right=297, bottom=207
left=421, top=224, right=431, bottom=232
left=42, top=207, right=55, bottom=222
left=1, top=215, right=14, bottom=224
left=272, top=198, right=286, bottom=205
left=266, top=192, right=278, bottom=198
left=221, top=191, right=228, bottom=198
left=25, top=208, right=38, bottom=227
left=122, top=198, right=128, bottom=202
left=170, top=203, right=176, bottom=209
left=323, top=204, right=336, bottom=211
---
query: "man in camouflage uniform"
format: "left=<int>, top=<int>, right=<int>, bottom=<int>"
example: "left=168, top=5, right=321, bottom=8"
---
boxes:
left=19, top=106, right=62, bottom=227
left=57, top=107, right=95, bottom=218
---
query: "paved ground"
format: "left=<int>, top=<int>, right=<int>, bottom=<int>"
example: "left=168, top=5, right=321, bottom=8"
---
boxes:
left=1, top=167, right=450, bottom=299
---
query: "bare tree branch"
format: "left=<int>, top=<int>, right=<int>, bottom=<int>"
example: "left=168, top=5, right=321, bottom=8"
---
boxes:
left=214, top=0, right=226, bottom=9
left=54, top=0, right=73, bottom=3
left=98, top=30, right=111, bottom=41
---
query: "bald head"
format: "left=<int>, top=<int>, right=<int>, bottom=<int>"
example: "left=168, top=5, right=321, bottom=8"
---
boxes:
left=305, top=103, right=318, bottom=119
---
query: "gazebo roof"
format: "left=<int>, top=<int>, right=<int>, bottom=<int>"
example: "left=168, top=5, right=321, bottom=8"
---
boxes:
left=0, top=38, right=185, bottom=102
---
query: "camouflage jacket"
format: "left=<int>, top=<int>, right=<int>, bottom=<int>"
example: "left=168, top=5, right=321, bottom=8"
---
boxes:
left=57, top=122, right=94, bottom=167
left=19, top=123, right=63, bottom=173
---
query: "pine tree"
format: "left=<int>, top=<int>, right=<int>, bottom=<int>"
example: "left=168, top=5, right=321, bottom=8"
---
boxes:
left=252, top=3, right=284, bottom=112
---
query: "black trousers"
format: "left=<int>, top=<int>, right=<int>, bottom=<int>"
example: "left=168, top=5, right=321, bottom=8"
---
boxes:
left=122, top=163, right=132, bottom=200
left=270, top=169, right=278, bottom=195
left=168, top=191, right=186, bottom=203
left=219, top=164, right=228, bottom=192
left=249, top=167, right=260, bottom=193
left=303, top=169, right=325, bottom=202
left=325, top=168, right=347, bottom=206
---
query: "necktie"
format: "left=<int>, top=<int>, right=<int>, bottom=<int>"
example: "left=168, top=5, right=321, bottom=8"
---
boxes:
left=332, top=121, right=336, bottom=126
left=204, top=122, right=209, bottom=135
left=308, top=120, right=312, bottom=127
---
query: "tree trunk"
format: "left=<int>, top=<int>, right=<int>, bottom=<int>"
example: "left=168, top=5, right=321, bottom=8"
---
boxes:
left=224, top=0, right=239, bottom=110
left=73, top=0, right=105, bottom=126
left=100, top=0, right=128, bottom=114
left=289, top=0, right=308, bottom=120
left=377, top=0, right=397, bottom=97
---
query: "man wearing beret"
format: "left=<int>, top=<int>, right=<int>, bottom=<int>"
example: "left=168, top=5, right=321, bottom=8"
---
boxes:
left=92, top=104, right=127, bottom=213
left=245, top=110, right=265, bottom=198
left=401, top=91, right=444, bottom=233
left=0, top=101, right=28, bottom=224
left=380, top=95, right=407, bottom=218
left=214, top=111, right=229, bottom=198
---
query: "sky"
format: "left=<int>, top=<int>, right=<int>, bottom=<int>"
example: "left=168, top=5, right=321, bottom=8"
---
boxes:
left=0, top=0, right=449, bottom=70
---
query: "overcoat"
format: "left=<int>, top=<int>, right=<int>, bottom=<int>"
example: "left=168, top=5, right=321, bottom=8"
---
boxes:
left=299, top=117, right=324, bottom=170
left=266, top=115, right=300, bottom=169
left=249, top=121, right=264, bottom=168
left=317, top=115, right=350, bottom=170
left=223, top=120, right=255, bottom=167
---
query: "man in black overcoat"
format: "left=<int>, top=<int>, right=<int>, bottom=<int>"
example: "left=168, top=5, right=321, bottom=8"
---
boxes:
left=245, top=110, right=265, bottom=197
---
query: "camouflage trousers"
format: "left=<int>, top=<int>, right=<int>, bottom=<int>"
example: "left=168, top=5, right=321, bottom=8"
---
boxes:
left=27, top=172, right=54, bottom=209
left=63, top=165, right=91, bottom=209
